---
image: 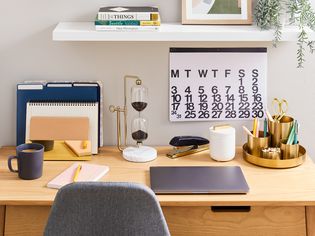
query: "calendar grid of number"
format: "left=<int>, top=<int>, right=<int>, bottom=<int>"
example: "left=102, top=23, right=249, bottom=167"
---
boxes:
left=169, top=48, right=267, bottom=122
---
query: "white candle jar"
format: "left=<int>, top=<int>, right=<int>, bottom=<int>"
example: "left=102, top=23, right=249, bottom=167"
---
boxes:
left=209, top=125, right=235, bottom=162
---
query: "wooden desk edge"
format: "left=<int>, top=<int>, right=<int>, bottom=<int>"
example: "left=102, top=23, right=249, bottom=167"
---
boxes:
left=2, top=200, right=315, bottom=207
left=0, top=200, right=53, bottom=206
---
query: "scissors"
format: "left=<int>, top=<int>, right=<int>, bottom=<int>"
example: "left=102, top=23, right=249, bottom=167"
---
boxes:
left=272, top=98, right=288, bottom=121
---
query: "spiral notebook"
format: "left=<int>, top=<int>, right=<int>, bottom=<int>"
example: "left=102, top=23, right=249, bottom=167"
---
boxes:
left=25, top=102, right=99, bottom=154
left=47, top=163, right=109, bottom=189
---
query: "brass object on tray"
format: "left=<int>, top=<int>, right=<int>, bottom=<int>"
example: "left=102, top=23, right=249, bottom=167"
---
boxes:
left=243, top=144, right=306, bottom=169
left=261, top=147, right=281, bottom=160
left=247, top=131, right=270, bottom=157
left=280, top=139, right=299, bottom=159
left=268, top=115, right=294, bottom=147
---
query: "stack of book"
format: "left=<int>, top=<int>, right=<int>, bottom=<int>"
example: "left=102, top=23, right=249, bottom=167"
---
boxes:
left=95, top=6, right=160, bottom=31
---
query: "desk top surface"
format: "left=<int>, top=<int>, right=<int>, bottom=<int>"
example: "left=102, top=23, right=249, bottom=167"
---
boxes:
left=1, top=146, right=315, bottom=206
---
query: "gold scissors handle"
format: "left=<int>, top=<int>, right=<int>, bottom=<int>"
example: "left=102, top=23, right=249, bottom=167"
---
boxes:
left=272, top=98, right=288, bottom=121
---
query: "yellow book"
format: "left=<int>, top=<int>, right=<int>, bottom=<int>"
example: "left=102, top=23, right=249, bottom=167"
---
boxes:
left=140, top=21, right=161, bottom=26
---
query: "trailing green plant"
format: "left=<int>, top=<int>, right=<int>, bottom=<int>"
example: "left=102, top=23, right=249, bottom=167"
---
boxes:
left=255, top=0, right=315, bottom=68
left=255, top=0, right=283, bottom=46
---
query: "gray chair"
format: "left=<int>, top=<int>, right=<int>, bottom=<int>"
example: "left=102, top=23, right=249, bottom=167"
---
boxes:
left=44, top=182, right=170, bottom=236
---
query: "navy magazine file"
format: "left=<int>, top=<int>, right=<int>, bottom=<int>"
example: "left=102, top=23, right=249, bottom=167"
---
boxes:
left=16, top=82, right=102, bottom=147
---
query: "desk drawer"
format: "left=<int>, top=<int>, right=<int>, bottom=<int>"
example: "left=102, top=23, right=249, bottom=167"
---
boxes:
left=5, top=206, right=51, bottom=236
left=162, top=206, right=306, bottom=236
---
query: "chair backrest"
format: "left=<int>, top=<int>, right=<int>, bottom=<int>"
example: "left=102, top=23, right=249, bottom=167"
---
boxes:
left=44, top=182, right=170, bottom=236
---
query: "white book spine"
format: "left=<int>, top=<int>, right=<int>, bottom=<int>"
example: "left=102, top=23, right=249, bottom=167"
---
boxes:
left=95, top=25, right=159, bottom=31
left=97, top=12, right=153, bottom=21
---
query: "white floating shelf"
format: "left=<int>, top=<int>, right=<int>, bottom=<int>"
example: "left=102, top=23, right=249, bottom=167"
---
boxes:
left=53, top=22, right=315, bottom=42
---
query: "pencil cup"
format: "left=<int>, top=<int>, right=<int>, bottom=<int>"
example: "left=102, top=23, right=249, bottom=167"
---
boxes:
left=268, top=116, right=294, bottom=147
left=247, top=131, right=271, bottom=157
left=280, top=139, right=299, bottom=159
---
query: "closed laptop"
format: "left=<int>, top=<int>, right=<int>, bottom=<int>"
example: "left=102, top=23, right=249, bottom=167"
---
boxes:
left=150, top=166, right=249, bottom=194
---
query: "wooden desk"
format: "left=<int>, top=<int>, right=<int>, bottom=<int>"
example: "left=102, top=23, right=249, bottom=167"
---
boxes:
left=1, top=146, right=315, bottom=236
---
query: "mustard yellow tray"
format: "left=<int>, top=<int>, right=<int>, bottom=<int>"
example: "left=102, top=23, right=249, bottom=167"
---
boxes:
left=243, top=144, right=306, bottom=169
left=44, top=141, right=92, bottom=161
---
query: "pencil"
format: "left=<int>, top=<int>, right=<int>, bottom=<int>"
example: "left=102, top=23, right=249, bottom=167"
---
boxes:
left=266, top=109, right=274, bottom=122
left=242, top=126, right=254, bottom=137
left=256, top=119, right=260, bottom=137
left=253, top=118, right=257, bottom=137
left=293, top=121, right=299, bottom=144
left=82, top=141, right=88, bottom=149
left=287, top=123, right=296, bottom=145
left=73, top=164, right=82, bottom=182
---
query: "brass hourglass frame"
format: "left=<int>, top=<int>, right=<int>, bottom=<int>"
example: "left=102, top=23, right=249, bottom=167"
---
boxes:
left=109, top=75, right=142, bottom=152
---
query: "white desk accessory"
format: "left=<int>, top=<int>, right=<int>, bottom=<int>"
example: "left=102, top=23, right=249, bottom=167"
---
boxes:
left=209, top=125, right=235, bottom=161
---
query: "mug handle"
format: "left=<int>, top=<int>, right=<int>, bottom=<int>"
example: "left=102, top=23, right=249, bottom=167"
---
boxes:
left=8, top=156, right=18, bottom=173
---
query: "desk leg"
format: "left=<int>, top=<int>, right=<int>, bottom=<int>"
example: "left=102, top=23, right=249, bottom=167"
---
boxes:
left=0, top=206, right=5, bottom=236
left=306, top=207, right=315, bottom=236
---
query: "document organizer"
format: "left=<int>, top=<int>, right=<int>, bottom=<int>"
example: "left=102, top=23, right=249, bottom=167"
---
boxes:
left=25, top=102, right=98, bottom=154
left=24, top=102, right=99, bottom=161
left=16, top=81, right=103, bottom=150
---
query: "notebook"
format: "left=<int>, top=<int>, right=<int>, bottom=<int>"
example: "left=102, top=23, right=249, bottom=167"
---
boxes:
left=25, top=102, right=99, bottom=154
left=47, top=163, right=109, bottom=189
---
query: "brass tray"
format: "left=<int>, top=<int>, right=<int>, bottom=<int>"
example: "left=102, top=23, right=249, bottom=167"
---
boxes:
left=243, top=144, right=306, bottom=169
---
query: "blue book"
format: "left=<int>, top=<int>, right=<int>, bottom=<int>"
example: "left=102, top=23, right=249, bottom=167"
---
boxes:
left=16, top=82, right=102, bottom=147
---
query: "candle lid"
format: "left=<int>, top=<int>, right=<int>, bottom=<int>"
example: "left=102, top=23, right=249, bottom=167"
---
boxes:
left=210, top=125, right=235, bottom=135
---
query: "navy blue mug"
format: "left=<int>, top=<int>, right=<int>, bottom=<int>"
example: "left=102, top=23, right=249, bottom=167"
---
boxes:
left=8, top=143, right=44, bottom=180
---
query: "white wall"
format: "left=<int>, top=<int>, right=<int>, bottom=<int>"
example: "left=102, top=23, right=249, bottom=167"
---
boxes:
left=1, top=0, right=315, bottom=157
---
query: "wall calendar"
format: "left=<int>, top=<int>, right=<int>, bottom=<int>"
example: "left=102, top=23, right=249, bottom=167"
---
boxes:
left=169, top=48, right=267, bottom=122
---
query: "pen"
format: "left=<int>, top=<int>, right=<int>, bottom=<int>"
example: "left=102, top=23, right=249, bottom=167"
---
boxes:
left=293, top=121, right=299, bottom=144
left=73, top=164, right=82, bottom=182
left=264, top=118, right=267, bottom=137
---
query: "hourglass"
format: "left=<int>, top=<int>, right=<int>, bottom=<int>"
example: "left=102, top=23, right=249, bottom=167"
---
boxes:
left=109, top=75, right=157, bottom=162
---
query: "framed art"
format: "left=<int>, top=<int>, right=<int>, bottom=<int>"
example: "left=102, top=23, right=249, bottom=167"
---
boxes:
left=182, top=0, right=252, bottom=25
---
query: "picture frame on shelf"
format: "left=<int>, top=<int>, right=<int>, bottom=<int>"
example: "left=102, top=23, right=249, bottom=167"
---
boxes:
left=182, top=0, right=252, bottom=25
